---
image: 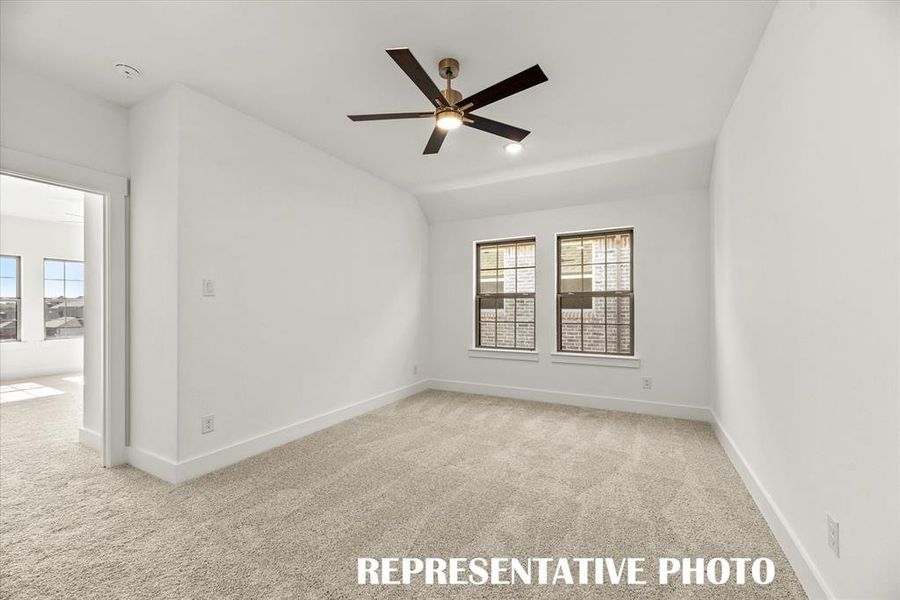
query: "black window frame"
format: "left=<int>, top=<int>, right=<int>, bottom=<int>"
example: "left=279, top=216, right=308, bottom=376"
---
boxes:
left=475, top=237, right=536, bottom=351
left=0, top=254, right=21, bottom=343
left=556, top=229, right=634, bottom=356
left=43, top=258, right=85, bottom=340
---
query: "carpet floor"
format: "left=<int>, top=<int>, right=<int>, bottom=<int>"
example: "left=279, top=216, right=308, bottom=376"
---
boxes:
left=0, top=387, right=806, bottom=599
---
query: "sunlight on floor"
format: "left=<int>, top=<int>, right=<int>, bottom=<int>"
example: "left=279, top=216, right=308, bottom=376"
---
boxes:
left=0, top=383, right=65, bottom=404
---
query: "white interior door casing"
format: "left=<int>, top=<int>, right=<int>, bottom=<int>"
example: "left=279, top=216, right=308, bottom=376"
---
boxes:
left=0, top=146, right=128, bottom=466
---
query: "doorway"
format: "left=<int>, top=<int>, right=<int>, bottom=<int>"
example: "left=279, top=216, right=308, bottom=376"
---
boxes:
left=0, top=147, right=127, bottom=467
left=0, top=174, right=94, bottom=447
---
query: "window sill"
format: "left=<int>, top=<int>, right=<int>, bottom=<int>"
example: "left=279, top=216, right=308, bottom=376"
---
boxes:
left=550, top=352, right=641, bottom=368
left=468, top=348, right=539, bottom=362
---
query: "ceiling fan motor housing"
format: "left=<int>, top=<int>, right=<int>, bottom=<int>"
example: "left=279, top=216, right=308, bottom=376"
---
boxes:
left=438, top=58, right=459, bottom=79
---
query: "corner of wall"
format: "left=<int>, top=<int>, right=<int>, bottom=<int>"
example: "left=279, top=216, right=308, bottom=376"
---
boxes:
left=126, top=86, right=181, bottom=465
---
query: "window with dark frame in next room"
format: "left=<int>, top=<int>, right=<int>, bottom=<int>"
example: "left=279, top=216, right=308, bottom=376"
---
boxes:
left=476, top=238, right=536, bottom=351
left=0, top=255, right=20, bottom=342
left=557, top=229, right=633, bottom=355
left=44, top=259, right=85, bottom=339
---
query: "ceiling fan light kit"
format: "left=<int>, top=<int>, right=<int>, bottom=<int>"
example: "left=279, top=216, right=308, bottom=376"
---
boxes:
left=348, top=48, right=548, bottom=155
left=435, top=108, right=463, bottom=130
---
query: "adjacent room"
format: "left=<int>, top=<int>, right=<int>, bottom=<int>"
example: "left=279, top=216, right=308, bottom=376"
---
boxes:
left=0, top=174, right=101, bottom=446
left=0, top=2, right=897, bottom=599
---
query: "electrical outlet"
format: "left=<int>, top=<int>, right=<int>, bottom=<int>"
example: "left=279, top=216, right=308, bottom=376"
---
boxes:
left=202, top=278, right=215, bottom=297
left=826, top=514, right=839, bottom=557
left=201, top=415, right=215, bottom=434
left=641, top=377, right=653, bottom=390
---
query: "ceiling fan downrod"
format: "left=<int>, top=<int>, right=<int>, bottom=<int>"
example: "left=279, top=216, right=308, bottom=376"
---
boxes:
left=438, top=58, right=462, bottom=106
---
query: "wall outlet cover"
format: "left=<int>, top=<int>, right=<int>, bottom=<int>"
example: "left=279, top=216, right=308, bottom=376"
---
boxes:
left=201, top=414, right=215, bottom=434
left=641, top=377, right=653, bottom=390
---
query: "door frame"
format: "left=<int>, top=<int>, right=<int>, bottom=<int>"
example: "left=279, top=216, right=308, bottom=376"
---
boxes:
left=1, top=147, right=128, bottom=467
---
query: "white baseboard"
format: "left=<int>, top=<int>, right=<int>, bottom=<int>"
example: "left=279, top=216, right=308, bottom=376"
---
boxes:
left=127, top=379, right=428, bottom=484
left=126, top=446, right=179, bottom=483
left=1, top=359, right=84, bottom=382
left=712, top=413, right=832, bottom=599
left=119, top=376, right=829, bottom=598
left=427, top=378, right=712, bottom=422
left=78, top=427, right=101, bottom=451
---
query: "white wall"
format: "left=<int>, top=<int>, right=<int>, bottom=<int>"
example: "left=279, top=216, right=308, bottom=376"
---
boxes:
left=128, top=85, right=429, bottom=475
left=128, top=88, right=181, bottom=463
left=0, top=63, right=128, bottom=176
left=429, top=190, right=710, bottom=418
left=175, top=85, right=429, bottom=461
left=1, top=62, right=129, bottom=459
left=0, top=216, right=83, bottom=380
left=710, top=2, right=900, bottom=599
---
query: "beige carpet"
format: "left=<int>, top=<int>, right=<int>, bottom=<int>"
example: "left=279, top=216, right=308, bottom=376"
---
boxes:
left=0, top=387, right=806, bottom=599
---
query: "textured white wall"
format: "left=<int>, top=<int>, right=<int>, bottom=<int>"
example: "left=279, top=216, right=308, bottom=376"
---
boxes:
left=127, top=85, right=429, bottom=467
left=710, top=2, right=900, bottom=598
left=174, top=85, right=429, bottom=461
left=0, top=63, right=127, bottom=176
left=429, top=190, right=711, bottom=413
left=128, top=89, right=181, bottom=462
left=0, top=216, right=83, bottom=380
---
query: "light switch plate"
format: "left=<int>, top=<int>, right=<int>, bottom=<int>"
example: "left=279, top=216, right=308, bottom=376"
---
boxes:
left=202, top=279, right=215, bottom=297
left=826, top=514, right=839, bottom=557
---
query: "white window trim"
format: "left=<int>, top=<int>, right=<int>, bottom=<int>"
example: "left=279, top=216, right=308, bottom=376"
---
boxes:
left=550, top=352, right=641, bottom=368
left=468, top=347, right=539, bottom=362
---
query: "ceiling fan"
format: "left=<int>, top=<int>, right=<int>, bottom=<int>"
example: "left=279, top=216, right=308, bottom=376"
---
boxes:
left=348, top=48, right=548, bottom=155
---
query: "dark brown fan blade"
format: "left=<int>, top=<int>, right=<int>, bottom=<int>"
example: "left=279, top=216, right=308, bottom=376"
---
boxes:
left=423, top=127, right=447, bottom=154
left=386, top=48, right=448, bottom=109
left=464, top=114, right=530, bottom=142
left=348, top=112, right=432, bottom=121
left=458, top=65, right=548, bottom=112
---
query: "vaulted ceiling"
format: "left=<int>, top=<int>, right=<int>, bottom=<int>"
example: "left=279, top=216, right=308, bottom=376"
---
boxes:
left=0, top=1, right=774, bottom=217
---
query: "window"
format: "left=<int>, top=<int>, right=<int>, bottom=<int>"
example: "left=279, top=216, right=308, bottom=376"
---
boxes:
left=476, top=238, right=536, bottom=350
left=557, top=229, right=633, bottom=355
left=0, top=255, right=20, bottom=342
left=44, top=259, right=84, bottom=339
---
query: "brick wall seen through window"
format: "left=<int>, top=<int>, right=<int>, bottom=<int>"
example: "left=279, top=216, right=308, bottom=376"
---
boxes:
left=476, top=239, right=536, bottom=350
left=557, top=230, right=633, bottom=355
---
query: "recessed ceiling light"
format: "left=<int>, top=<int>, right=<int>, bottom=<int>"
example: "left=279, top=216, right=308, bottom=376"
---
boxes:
left=114, top=63, right=142, bottom=80
left=504, top=142, right=523, bottom=154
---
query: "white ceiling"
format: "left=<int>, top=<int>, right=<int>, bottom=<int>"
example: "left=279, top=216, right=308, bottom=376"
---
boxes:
left=0, top=174, right=85, bottom=225
left=0, top=1, right=774, bottom=197
left=419, top=143, right=714, bottom=222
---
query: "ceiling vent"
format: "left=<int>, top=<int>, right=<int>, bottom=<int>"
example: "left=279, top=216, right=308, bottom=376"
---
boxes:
left=113, top=63, right=141, bottom=80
